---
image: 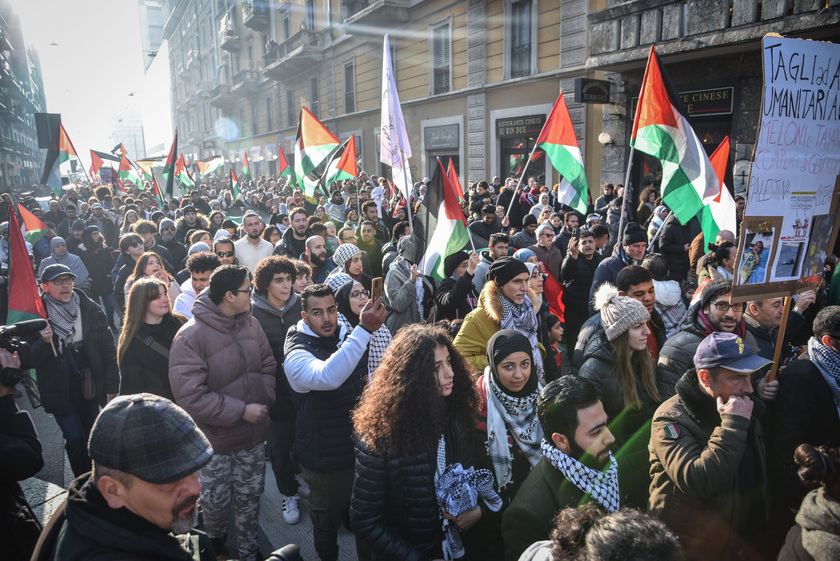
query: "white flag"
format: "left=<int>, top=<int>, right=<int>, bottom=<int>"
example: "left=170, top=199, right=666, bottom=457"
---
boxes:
left=380, top=35, right=412, bottom=202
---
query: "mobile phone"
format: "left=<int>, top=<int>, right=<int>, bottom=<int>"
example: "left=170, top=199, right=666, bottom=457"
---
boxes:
left=572, top=227, right=580, bottom=240
left=371, top=277, right=383, bottom=301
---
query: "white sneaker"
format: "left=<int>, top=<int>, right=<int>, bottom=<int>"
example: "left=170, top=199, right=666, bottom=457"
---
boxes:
left=282, top=495, right=300, bottom=525
left=296, top=473, right=310, bottom=498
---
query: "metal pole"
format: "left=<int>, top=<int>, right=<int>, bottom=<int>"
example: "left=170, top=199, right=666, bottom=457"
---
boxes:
left=647, top=209, right=674, bottom=251
left=506, top=140, right=542, bottom=217
left=400, top=149, right=412, bottom=233
left=616, top=146, right=635, bottom=243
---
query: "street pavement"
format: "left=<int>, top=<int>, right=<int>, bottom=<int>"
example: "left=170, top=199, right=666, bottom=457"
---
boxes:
left=17, top=390, right=359, bottom=561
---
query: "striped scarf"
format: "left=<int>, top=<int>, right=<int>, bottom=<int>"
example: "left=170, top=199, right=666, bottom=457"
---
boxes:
left=808, top=337, right=840, bottom=403
left=44, top=292, right=80, bottom=343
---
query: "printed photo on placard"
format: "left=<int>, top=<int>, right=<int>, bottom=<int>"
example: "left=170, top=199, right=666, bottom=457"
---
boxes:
left=802, top=214, right=836, bottom=280
left=737, top=229, right=775, bottom=286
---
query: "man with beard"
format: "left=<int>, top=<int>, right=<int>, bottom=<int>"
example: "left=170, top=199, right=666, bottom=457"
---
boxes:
left=234, top=211, right=274, bottom=273
left=502, top=376, right=618, bottom=561
left=303, top=235, right=334, bottom=284
left=35, top=393, right=217, bottom=561
left=174, top=206, right=209, bottom=244
left=190, top=190, right=212, bottom=215
left=473, top=232, right=510, bottom=293
left=275, top=207, right=313, bottom=259
left=85, top=203, right=119, bottom=248
left=56, top=204, right=78, bottom=239
left=469, top=204, right=508, bottom=240
left=66, top=220, right=86, bottom=255
left=649, top=333, right=772, bottom=561
left=358, top=200, right=389, bottom=245
left=156, top=218, right=187, bottom=267
left=43, top=199, right=66, bottom=226
left=355, top=220, right=383, bottom=278
left=78, top=226, right=116, bottom=329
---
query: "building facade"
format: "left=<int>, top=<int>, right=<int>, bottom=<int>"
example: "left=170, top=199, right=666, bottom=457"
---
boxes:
left=0, top=0, right=46, bottom=191
left=164, top=0, right=613, bottom=188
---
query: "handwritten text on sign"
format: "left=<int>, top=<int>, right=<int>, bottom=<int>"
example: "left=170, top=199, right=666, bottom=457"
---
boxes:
left=745, top=37, right=840, bottom=283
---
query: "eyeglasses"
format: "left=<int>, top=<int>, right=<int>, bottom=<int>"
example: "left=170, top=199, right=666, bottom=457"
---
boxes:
left=217, top=251, right=235, bottom=257
left=230, top=285, right=253, bottom=295
left=51, top=277, right=75, bottom=286
left=350, top=290, right=369, bottom=299
left=711, top=301, right=744, bottom=312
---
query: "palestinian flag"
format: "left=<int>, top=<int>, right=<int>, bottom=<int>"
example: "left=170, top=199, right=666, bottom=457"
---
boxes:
left=230, top=169, right=241, bottom=202
left=18, top=204, right=50, bottom=244
left=404, top=158, right=471, bottom=281
left=40, top=123, right=79, bottom=194
left=176, top=154, right=195, bottom=188
left=112, top=143, right=128, bottom=156
left=536, top=93, right=589, bottom=215
left=278, top=145, right=294, bottom=180
left=109, top=165, right=126, bottom=193
left=89, top=149, right=120, bottom=178
left=163, top=131, right=178, bottom=197
left=447, top=158, right=465, bottom=202
left=118, top=155, right=144, bottom=188
left=152, top=174, right=165, bottom=208
left=241, top=150, right=250, bottom=178
left=631, top=46, right=718, bottom=224
left=701, top=136, right=737, bottom=247
left=7, top=211, right=47, bottom=324
left=294, top=107, right=339, bottom=199
left=57, top=124, right=78, bottom=164
left=196, top=155, right=224, bottom=177
left=323, top=136, right=358, bottom=187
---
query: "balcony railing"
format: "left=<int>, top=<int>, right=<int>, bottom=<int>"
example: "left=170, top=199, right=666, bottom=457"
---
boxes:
left=340, top=0, right=410, bottom=34
left=242, top=1, right=269, bottom=31
left=264, top=29, right=325, bottom=80
left=219, top=19, right=239, bottom=52
left=510, top=43, right=531, bottom=78
left=230, top=69, right=261, bottom=97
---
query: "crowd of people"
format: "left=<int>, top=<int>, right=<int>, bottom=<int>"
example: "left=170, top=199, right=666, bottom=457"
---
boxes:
left=1, top=171, right=839, bottom=561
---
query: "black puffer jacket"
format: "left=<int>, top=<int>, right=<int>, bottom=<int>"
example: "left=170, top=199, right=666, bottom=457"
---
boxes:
left=251, top=292, right=303, bottom=421
left=434, top=272, right=478, bottom=321
left=658, top=219, right=691, bottom=281
left=351, top=415, right=476, bottom=561
left=78, top=243, right=114, bottom=297
left=29, top=290, right=119, bottom=415
left=560, top=251, right=603, bottom=314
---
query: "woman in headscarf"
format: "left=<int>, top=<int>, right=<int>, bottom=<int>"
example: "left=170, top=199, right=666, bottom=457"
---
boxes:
left=329, top=274, right=393, bottom=376
left=467, top=330, right=543, bottom=561
left=351, top=324, right=482, bottom=561
left=529, top=192, right=551, bottom=219
left=434, top=250, right=480, bottom=321
left=384, top=236, right=436, bottom=334
left=38, top=237, right=89, bottom=290
left=329, top=243, right=371, bottom=291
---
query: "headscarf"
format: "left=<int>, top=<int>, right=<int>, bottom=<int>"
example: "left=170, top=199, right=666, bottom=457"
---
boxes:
left=330, top=275, right=393, bottom=376
left=336, top=279, right=362, bottom=327
left=482, top=330, right=543, bottom=489
left=513, top=248, right=536, bottom=264
left=48, top=237, right=89, bottom=286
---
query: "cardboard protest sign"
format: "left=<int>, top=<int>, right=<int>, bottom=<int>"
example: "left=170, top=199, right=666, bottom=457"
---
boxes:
left=732, top=35, right=840, bottom=300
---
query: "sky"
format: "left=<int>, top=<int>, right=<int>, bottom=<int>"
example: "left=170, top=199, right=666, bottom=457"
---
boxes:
left=10, top=0, right=171, bottom=167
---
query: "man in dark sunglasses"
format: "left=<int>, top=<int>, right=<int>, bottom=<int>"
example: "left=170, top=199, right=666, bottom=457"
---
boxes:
left=156, top=218, right=187, bottom=267
left=213, top=238, right=237, bottom=266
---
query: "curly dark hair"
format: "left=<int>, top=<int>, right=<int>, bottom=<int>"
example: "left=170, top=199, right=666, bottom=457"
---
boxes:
left=186, top=251, right=221, bottom=273
left=254, top=255, right=297, bottom=296
left=353, top=324, right=478, bottom=456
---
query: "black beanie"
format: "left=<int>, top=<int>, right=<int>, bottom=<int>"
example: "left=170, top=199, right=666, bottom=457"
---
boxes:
left=623, top=222, right=646, bottom=245
left=522, top=214, right=538, bottom=227
left=444, top=250, right=470, bottom=278
left=487, top=256, right=529, bottom=287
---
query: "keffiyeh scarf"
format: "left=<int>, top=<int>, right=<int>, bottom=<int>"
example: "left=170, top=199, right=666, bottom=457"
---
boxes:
left=809, top=336, right=840, bottom=403
left=483, top=372, right=542, bottom=489
left=44, top=292, right=80, bottom=343
left=336, top=312, right=392, bottom=377
left=500, top=295, right=544, bottom=377
left=540, top=439, right=620, bottom=512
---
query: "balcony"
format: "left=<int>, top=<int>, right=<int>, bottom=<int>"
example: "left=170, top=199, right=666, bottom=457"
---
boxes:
left=220, top=28, right=239, bottom=52
left=340, top=0, right=410, bottom=34
left=230, top=69, right=261, bottom=97
left=264, top=29, right=325, bottom=80
left=210, top=83, right=237, bottom=109
left=243, top=1, right=269, bottom=31
left=196, top=81, right=215, bottom=98
left=586, top=0, right=840, bottom=71
left=186, top=48, right=201, bottom=70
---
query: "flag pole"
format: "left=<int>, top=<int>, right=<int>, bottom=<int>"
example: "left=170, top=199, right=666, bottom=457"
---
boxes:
left=616, top=146, right=635, bottom=241
left=647, top=209, right=674, bottom=251
left=400, top=149, right=412, bottom=233
left=505, top=142, right=542, bottom=218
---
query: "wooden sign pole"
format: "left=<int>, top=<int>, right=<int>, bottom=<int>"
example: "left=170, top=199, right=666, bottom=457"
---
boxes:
left=767, top=295, right=793, bottom=383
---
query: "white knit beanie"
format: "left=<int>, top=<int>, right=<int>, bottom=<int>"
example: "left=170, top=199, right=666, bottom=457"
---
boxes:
left=594, top=283, right=650, bottom=341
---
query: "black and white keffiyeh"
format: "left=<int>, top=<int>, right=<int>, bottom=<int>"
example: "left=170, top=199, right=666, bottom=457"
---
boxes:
left=44, top=292, right=80, bottom=343
left=483, top=372, right=542, bottom=489
left=500, top=295, right=544, bottom=377
left=809, top=336, right=840, bottom=402
left=540, top=439, right=620, bottom=512
left=336, top=312, right=391, bottom=377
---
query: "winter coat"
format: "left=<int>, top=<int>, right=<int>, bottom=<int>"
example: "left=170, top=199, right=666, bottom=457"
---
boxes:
left=653, top=279, right=688, bottom=338
left=251, top=292, right=303, bottom=421
left=656, top=302, right=759, bottom=400
left=174, top=215, right=209, bottom=244
left=43, top=473, right=216, bottom=561
left=588, top=244, right=635, bottom=316
left=778, top=488, right=840, bottom=561
left=648, top=369, right=768, bottom=561
left=560, top=251, right=602, bottom=315
left=472, top=250, right=494, bottom=294
left=85, top=216, right=119, bottom=247
left=113, top=255, right=137, bottom=311
left=571, top=308, right=667, bottom=375
left=528, top=243, right=563, bottom=282
left=350, top=415, right=475, bottom=561
left=769, top=348, right=840, bottom=526
left=509, top=229, right=536, bottom=250
left=594, top=194, right=613, bottom=219
left=744, top=310, right=806, bottom=361
left=550, top=226, right=574, bottom=257
left=434, top=271, right=477, bottom=321
left=157, top=235, right=187, bottom=269
left=118, top=315, right=185, bottom=401
left=469, top=219, right=503, bottom=242
left=78, top=244, right=115, bottom=297
left=274, top=226, right=312, bottom=260
left=29, top=290, right=119, bottom=415
left=383, top=264, right=435, bottom=335
left=168, top=291, right=276, bottom=455
left=658, top=219, right=691, bottom=281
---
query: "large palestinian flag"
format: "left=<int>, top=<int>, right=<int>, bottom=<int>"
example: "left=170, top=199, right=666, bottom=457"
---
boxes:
left=278, top=145, right=294, bottom=182
left=196, top=155, right=224, bottom=177
left=323, top=136, right=358, bottom=187
left=294, top=107, right=339, bottom=199
left=18, top=204, right=50, bottom=244
left=536, top=93, right=589, bottom=215
left=404, top=158, right=471, bottom=281
left=7, top=211, right=47, bottom=324
left=40, top=123, right=79, bottom=194
left=163, top=131, right=178, bottom=197
left=631, top=46, right=718, bottom=224
left=118, top=155, right=144, bottom=188
left=701, top=136, right=737, bottom=246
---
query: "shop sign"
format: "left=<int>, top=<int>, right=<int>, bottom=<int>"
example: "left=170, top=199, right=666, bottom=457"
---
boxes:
left=632, top=86, right=735, bottom=118
left=575, top=78, right=611, bottom=104
left=424, top=124, right=460, bottom=149
left=496, top=114, right=545, bottom=138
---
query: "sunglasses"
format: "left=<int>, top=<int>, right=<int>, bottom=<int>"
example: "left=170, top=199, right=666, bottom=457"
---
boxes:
left=216, top=251, right=235, bottom=257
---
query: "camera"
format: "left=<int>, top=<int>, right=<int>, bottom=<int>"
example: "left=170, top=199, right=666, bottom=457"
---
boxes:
left=0, top=319, right=45, bottom=385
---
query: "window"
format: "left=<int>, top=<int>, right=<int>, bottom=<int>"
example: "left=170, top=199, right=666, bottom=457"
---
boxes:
left=310, top=77, right=319, bottom=118
left=305, top=0, right=315, bottom=30
left=280, top=9, right=290, bottom=41
left=252, top=104, right=258, bottom=134
left=510, top=0, right=533, bottom=78
left=266, top=96, right=273, bottom=131
left=344, top=60, right=355, bottom=114
left=430, top=21, right=451, bottom=95
left=286, top=88, right=295, bottom=127
left=246, top=37, right=254, bottom=68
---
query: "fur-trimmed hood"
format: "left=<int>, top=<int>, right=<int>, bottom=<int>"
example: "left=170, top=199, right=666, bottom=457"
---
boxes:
left=174, top=214, right=209, bottom=232
left=477, top=279, right=539, bottom=325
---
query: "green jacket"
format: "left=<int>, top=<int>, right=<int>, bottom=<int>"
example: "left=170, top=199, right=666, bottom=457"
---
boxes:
left=648, top=370, right=768, bottom=561
left=501, top=456, right=590, bottom=561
